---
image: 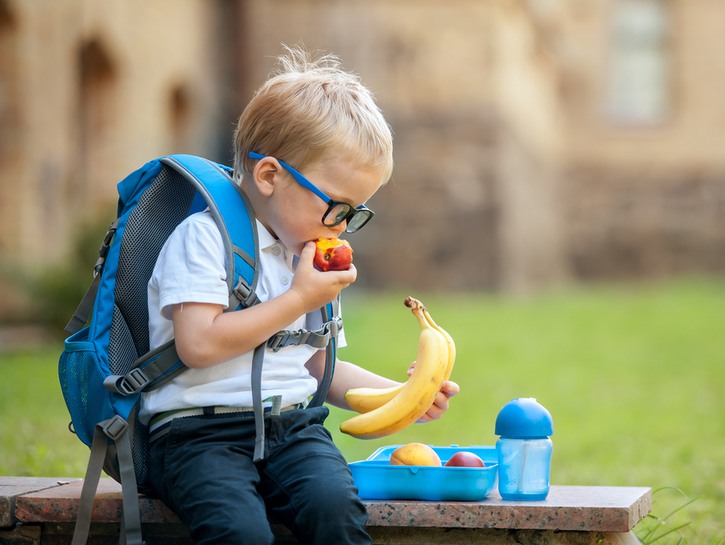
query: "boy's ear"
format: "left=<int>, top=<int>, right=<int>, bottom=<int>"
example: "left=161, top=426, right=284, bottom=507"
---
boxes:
left=252, top=157, right=281, bottom=197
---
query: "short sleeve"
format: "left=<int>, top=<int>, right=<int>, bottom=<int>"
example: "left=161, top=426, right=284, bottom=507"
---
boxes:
left=151, top=212, right=230, bottom=319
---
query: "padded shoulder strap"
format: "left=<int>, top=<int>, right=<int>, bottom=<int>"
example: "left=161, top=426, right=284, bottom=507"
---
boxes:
left=103, top=156, right=262, bottom=398
left=160, top=155, right=259, bottom=309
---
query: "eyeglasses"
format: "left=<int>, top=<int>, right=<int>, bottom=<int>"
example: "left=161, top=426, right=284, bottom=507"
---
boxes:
left=248, top=151, right=375, bottom=233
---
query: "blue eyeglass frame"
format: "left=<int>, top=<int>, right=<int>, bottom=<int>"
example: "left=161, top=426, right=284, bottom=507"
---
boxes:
left=248, top=151, right=374, bottom=232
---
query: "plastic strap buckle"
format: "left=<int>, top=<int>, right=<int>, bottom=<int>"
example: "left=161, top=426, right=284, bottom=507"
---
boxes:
left=326, top=317, right=342, bottom=338
left=93, top=220, right=118, bottom=278
left=121, top=368, right=151, bottom=394
left=101, top=415, right=128, bottom=441
left=267, top=329, right=309, bottom=352
left=233, top=278, right=259, bottom=308
left=103, top=368, right=150, bottom=396
left=266, top=333, right=285, bottom=352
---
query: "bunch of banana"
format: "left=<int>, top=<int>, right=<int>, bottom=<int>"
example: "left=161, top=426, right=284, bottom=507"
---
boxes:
left=343, top=298, right=456, bottom=414
left=339, top=296, right=455, bottom=439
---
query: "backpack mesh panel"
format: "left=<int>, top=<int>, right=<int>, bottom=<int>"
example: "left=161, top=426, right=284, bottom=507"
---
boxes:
left=111, top=167, right=197, bottom=368
left=108, top=304, right=138, bottom=375
left=130, top=407, right=151, bottom=489
left=106, top=165, right=198, bottom=489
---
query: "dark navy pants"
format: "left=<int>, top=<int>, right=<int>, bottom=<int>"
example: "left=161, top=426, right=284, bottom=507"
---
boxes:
left=147, top=406, right=371, bottom=545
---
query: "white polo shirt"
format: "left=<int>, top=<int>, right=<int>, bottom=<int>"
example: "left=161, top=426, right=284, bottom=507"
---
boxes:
left=139, top=210, right=343, bottom=424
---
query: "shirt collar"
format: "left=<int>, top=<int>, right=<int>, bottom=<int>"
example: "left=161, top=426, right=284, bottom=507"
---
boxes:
left=255, top=220, right=295, bottom=268
left=255, top=219, right=278, bottom=250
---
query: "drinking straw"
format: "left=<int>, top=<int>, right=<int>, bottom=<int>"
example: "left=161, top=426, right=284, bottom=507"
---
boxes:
left=518, top=441, right=529, bottom=495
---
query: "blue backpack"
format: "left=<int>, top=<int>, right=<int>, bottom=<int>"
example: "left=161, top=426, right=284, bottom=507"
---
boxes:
left=59, top=154, right=341, bottom=545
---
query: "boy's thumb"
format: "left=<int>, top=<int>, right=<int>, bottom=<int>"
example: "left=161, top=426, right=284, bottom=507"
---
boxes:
left=300, top=241, right=316, bottom=260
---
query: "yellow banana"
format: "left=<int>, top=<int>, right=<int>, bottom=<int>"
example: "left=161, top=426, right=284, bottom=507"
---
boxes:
left=339, top=297, right=448, bottom=439
left=421, top=305, right=456, bottom=381
left=345, top=383, right=403, bottom=413
left=343, top=297, right=455, bottom=414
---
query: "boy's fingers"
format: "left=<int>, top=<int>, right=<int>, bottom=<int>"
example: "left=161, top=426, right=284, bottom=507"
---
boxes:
left=441, top=380, right=460, bottom=397
left=300, top=241, right=316, bottom=261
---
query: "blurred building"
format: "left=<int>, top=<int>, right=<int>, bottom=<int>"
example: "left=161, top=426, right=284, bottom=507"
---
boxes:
left=0, top=0, right=238, bottom=316
left=558, top=0, right=725, bottom=281
left=1, top=0, right=724, bottom=317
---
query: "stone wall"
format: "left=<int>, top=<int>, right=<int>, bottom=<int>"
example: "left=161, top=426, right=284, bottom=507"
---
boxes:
left=2, top=0, right=724, bottom=321
left=238, top=0, right=567, bottom=292
left=0, top=0, right=232, bottom=268
left=566, top=166, right=725, bottom=281
left=558, top=0, right=725, bottom=282
left=354, top=112, right=502, bottom=291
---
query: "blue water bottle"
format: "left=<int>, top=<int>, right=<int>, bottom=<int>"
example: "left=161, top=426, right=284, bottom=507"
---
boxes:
left=495, top=398, right=554, bottom=501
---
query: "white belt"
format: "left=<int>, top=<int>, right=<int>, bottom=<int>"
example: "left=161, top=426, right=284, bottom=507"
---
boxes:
left=148, top=403, right=304, bottom=436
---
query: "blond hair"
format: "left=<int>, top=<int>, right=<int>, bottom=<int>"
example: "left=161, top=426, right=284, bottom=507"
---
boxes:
left=233, top=46, right=393, bottom=184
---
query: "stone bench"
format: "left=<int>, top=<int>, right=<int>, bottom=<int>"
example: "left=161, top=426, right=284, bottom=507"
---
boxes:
left=0, top=477, right=651, bottom=544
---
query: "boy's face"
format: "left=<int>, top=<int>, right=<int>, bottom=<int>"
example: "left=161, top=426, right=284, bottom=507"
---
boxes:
left=253, top=154, right=384, bottom=255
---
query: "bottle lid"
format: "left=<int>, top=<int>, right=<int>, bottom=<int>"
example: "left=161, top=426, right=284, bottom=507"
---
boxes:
left=495, top=397, right=554, bottom=438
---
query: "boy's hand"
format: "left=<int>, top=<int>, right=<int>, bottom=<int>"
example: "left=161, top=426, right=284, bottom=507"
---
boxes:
left=290, top=241, right=357, bottom=311
left=403, top=362, right=460, bottom=423
left=417, top=380, right=460, bottom=423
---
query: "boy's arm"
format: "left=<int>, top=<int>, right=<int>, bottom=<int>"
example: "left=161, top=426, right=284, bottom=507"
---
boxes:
left=306, top=351, right=399, bottom=408
left=172, top=291, right=304, bottom=367
left=173, top=242, right=355, bottom=368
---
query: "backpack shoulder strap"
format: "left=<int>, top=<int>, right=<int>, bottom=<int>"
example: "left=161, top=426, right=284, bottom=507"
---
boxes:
left=161, top=155, right=260, bottom=309
left=103, top=155, right=261, bottom=397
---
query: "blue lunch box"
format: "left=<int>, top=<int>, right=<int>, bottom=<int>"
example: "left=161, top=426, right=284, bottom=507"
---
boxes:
left=349, top=445, right=498, bottom=501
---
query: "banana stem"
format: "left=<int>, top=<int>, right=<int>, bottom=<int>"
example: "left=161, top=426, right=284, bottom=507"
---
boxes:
left=403, top=296, right=424, bottom=312
left=404, top=296, right=428, bottom=329
left=406, top=296, right=456, bottom=382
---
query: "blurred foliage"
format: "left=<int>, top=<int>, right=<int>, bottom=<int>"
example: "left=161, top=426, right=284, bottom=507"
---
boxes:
left=30, top=215, right=112, bottom=335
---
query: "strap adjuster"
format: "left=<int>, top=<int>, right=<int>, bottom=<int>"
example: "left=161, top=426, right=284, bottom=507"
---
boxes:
left=266, top=333, right=285, bottom=352
left=266, top=317, right=342, bottom=352
left=233, top=278, right=259, bottom=308
left=103, top=368, right=150, bottom=395
left=327, top=317, right=342, bottom=338
left=122, top=368, right=150, bottom=394
left=268, top=330, right=309, bottom=352
left=93, top=220, right=118, bottom=278
left=101, top=415, right=128, bottom=441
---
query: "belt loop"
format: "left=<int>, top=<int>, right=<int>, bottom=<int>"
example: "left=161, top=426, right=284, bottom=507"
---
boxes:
left=269, top=395, right=283, bottom=416
left=203, top=407, right=215, bottom=416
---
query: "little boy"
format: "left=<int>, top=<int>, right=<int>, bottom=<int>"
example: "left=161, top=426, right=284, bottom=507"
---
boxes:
left=140, top=46, right=459, bottom=545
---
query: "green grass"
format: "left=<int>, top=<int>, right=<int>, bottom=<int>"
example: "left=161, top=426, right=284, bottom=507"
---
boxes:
left=0, top=346, right=89, bottom=476
left=1, top=277, right=723, bottom=543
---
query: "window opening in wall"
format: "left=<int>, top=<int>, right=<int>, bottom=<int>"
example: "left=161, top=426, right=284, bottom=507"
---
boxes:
left=604, top=0, right=671, bottom=126
left=77, top=37, right=116, bottom=207
left=168, top=83, right=192, bottom=153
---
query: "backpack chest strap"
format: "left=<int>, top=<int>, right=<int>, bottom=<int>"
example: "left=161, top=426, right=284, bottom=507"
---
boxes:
left=267, top=317, right=343, bottom=352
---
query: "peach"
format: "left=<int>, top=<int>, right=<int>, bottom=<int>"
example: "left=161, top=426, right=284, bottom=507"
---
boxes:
left=389, top=443, right=442, bottom=466
left=313, top=238, right=353, bottom=271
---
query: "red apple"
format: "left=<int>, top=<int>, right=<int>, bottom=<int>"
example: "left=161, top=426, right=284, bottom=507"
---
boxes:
left=313, top=238, right=353, bottom=271
left=444, top=451, right=486, bottom=467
